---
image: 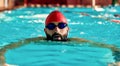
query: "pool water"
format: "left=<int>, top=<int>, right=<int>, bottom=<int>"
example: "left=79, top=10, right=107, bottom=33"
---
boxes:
left=5, top=42, right=113, bottom=66
left=0, top=6, right=120, bottom=66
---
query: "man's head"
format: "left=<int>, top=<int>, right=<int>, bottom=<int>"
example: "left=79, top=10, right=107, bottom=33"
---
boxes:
left=44, top=10, right=69, bottom=41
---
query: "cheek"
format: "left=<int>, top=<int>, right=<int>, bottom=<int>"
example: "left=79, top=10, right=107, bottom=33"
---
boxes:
left=46, top=29, right=54, bottom=36
left=60, top=29, right=68, bottom=35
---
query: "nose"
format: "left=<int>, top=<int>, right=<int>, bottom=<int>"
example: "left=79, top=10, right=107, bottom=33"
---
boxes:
left=54, top=26, right=60, bottom=32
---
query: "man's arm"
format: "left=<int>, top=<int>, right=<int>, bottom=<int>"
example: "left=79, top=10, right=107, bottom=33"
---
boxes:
left=0, top=48, right=6, bottom=66
left=0, top=36, right=46, bottom=65
left=69, top=38, right=120, bottom=66
left=69, top=38, right=120, bottom=51
left=2, top=37, right=46, bottom=49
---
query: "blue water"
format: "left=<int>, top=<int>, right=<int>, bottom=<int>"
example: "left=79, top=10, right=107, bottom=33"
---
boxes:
left=5, top=42, right=113, bottom=66
left=0, top=6, right=120, bottom=66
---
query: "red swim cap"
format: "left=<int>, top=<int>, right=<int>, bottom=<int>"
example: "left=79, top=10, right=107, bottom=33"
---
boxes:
left=45, top=10, right=67, bottom=25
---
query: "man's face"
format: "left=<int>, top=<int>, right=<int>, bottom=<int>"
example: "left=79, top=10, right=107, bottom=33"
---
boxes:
left=44, top=22, right=69, bottom=41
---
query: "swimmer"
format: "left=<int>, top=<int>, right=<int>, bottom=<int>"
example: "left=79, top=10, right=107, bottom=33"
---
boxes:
left=114, top=14, right=120, bottom=18
left=0, top=10, right=120, bottom=66
left=103, top=14, right=120, bottom=23
left=90, top=13, right=120, bottom=24
left=108, top=14, right=120, bottom=23
left=111, top=19, right=120, bottom=23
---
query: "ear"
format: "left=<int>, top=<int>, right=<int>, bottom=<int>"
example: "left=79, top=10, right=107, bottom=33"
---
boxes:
left=67, top=27, right=69, bottom=31
left=44, top=28, right=47, bottom=33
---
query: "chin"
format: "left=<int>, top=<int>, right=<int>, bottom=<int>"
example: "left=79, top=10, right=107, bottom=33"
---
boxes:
left=46, top=33, right=68, bottom=41
left=52, top=37, right=61, bottom=41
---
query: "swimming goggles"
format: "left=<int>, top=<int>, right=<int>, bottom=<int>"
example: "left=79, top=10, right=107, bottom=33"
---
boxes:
left=46, top=22, right=67, bottom=30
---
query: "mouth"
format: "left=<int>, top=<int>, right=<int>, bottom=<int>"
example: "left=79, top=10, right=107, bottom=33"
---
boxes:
left=52, top=34, right=62, bottom=41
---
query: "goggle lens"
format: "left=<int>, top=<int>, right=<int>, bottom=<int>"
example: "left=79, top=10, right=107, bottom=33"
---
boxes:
left=46, top=22, right=67, bottom=30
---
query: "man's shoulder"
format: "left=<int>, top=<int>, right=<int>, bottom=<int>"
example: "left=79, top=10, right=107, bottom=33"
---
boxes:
left=68, top=38, right=89, bottom=42
left=25, top=36, right=46, bottom=42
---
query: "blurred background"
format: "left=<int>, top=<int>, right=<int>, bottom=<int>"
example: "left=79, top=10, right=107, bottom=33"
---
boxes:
left=0, top=0, right=120, bottom=11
